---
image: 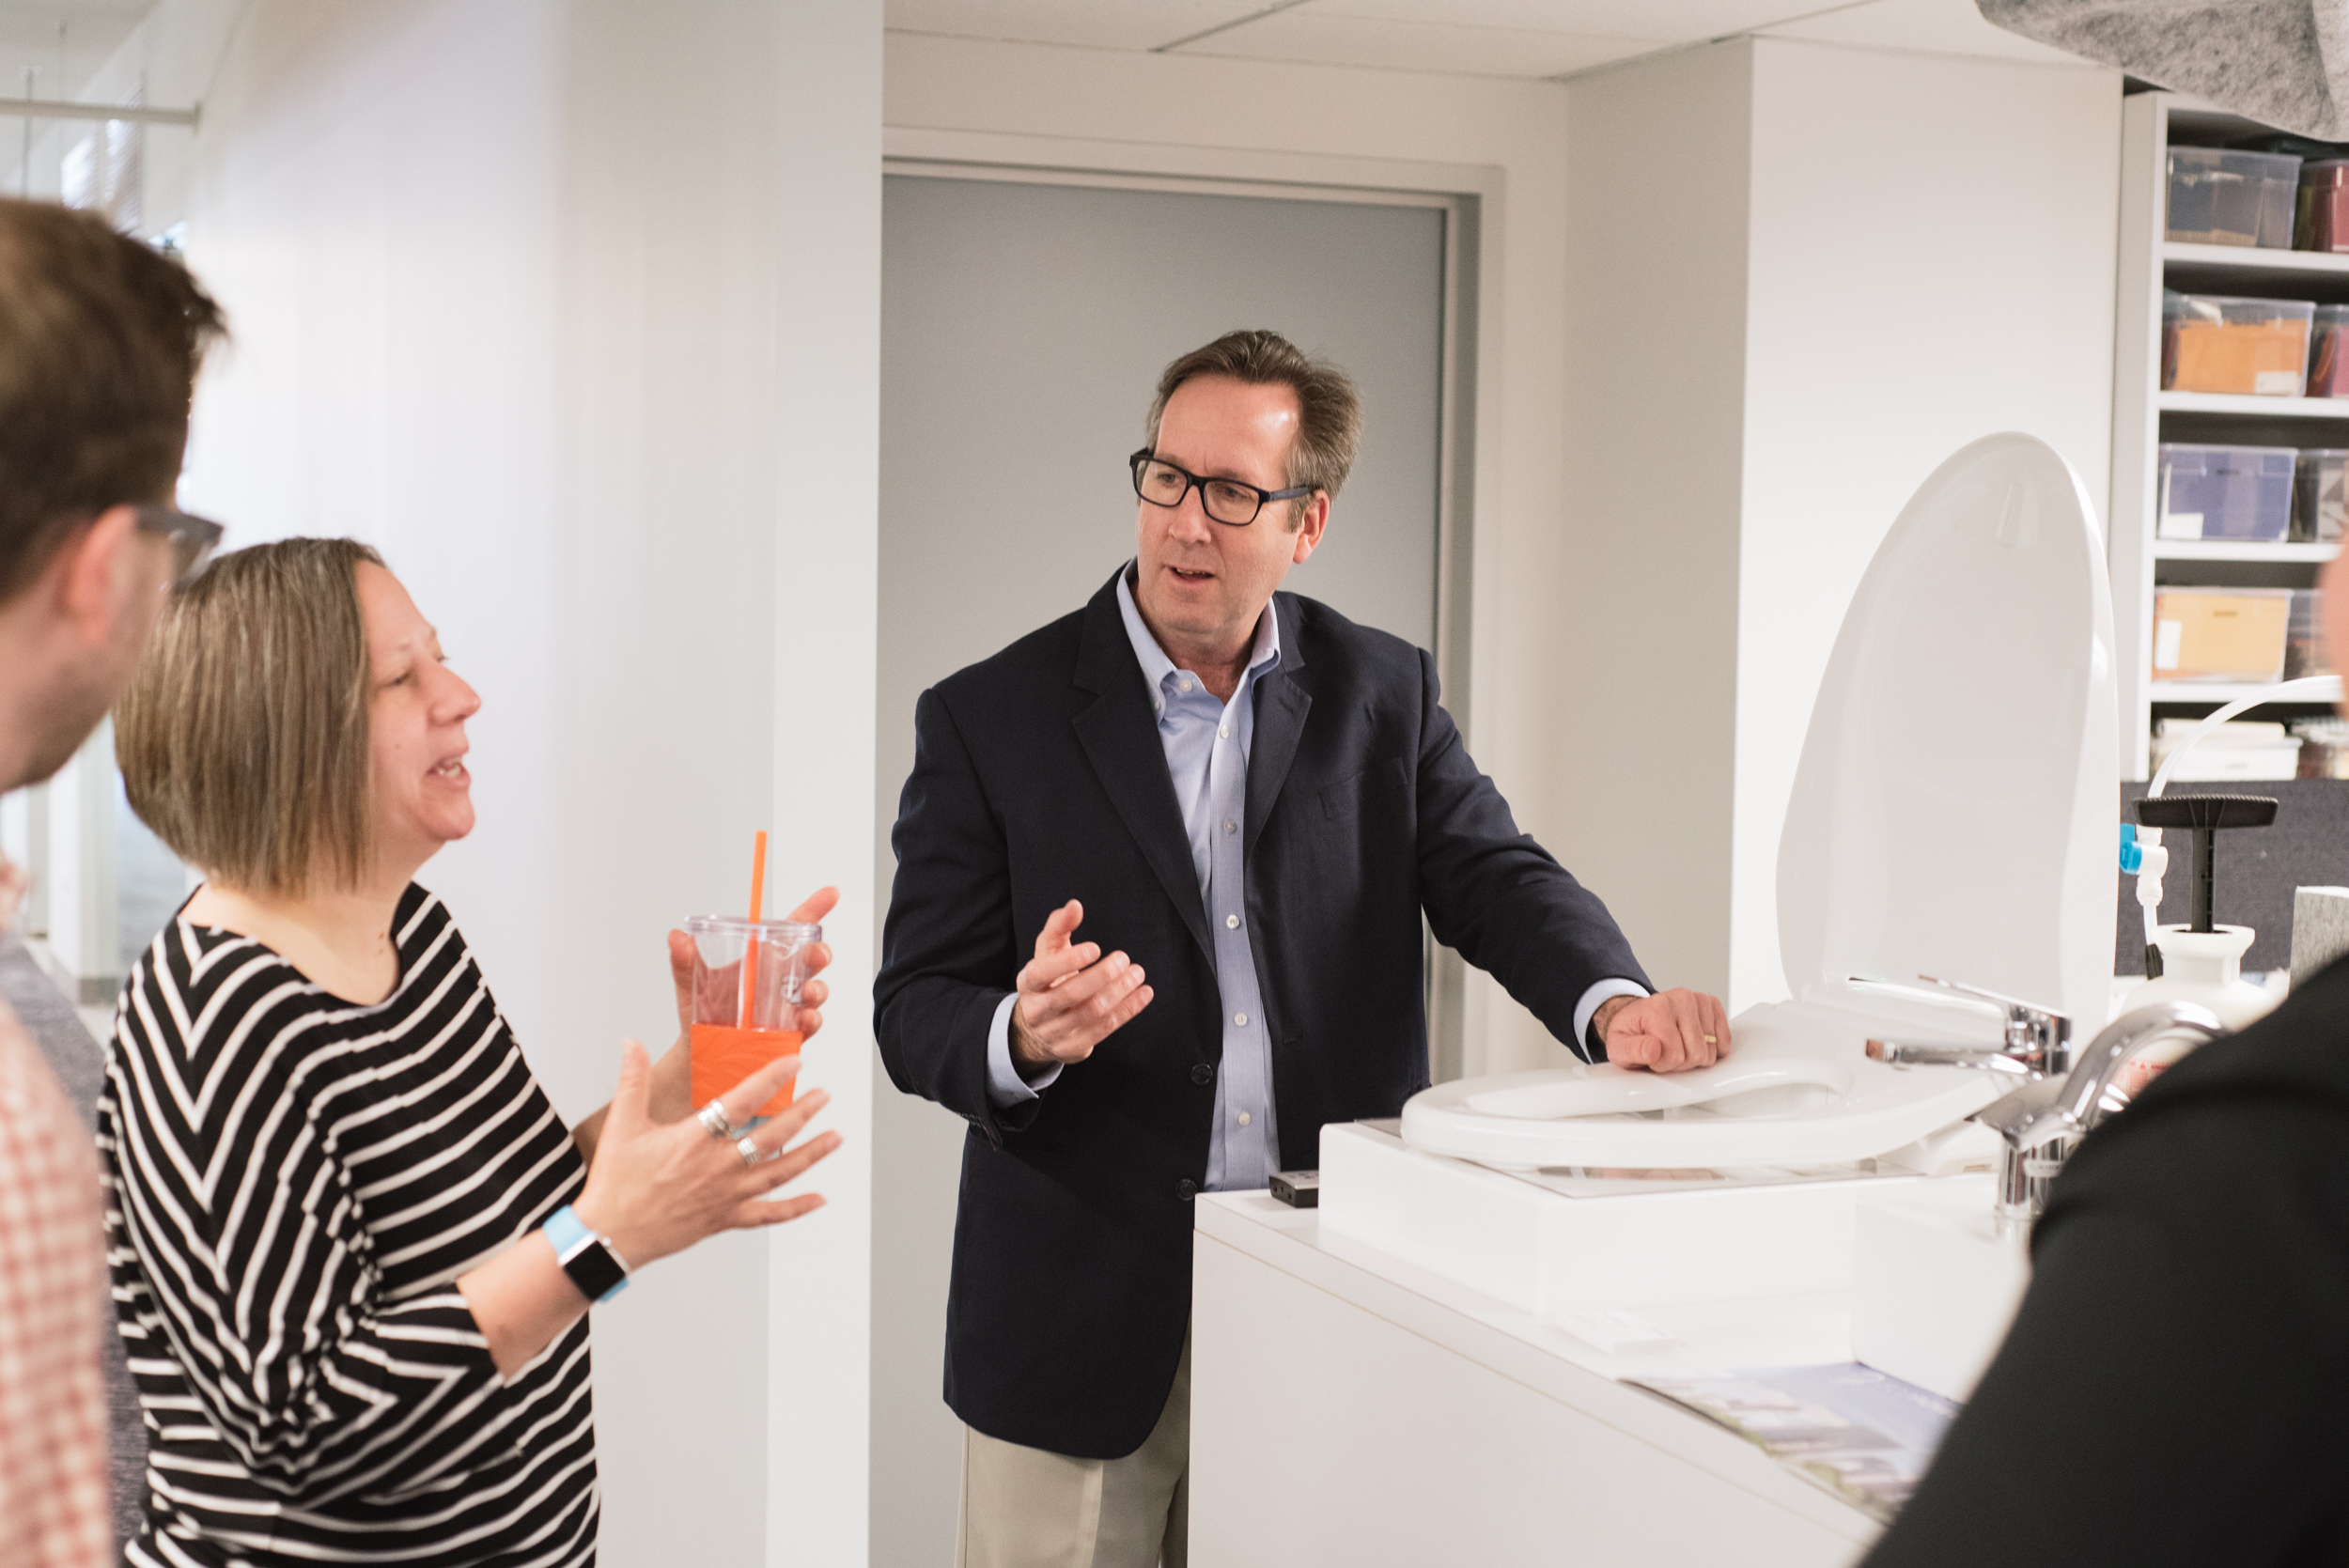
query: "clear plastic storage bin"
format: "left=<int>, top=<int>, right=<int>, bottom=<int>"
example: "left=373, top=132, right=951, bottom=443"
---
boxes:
left=2163, top=292, right=2317, bottom=396
left=2310, top=304, right=2349, bottom=396
left=2288, top=589, right=2332, bottom=679
left=2299, top=160, right=2349, bottom=252
left=2167, top=147, right=2302, bottom=247
left=2295, top=448, right=2349, bottom=540
left=2157, top=443, right=2297, bottom=541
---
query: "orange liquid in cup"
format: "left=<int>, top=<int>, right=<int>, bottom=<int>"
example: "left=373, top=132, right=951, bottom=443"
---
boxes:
left=691, top=1023, right=805, bottom=1117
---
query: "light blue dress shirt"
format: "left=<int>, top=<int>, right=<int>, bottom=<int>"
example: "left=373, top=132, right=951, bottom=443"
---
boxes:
left=985, top=567, right=1647, bottom=1189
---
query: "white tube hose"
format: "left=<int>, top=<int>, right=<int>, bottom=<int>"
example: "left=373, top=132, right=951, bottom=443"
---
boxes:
left=2136, top=675, right=2337, bottom=946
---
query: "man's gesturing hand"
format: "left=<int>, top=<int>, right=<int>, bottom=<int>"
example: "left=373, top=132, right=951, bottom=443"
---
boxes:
left=1597, top=988, right=1731, bottom=1074
left=1008, top=900, right=1153, bottom=1079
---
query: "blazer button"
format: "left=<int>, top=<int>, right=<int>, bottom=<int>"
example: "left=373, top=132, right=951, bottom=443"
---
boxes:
left=1177, top=1179, right=1198, bottom=1202
left=1191, top=1063, right=1215, bottom=1085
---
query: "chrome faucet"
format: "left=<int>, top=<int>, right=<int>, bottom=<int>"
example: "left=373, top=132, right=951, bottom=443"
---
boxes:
left=1861, top=976, right=2073, bottom=1079
left=1865, top=979, right=2225, bottom=1235
left=1968, top=1001, right=2223, bottom=1234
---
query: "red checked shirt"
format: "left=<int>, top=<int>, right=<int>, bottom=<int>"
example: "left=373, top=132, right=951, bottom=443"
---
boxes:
left=0, top=857, right=108, bottom=1568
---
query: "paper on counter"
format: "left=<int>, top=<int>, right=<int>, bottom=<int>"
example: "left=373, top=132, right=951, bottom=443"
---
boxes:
left=1629, top=1362, right=1959, bottom=1522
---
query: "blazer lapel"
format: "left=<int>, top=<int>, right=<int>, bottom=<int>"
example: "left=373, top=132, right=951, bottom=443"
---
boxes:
left=1072, top=577, right=1215, bottom=965
left=1245, top=593, right=1312, bottom=859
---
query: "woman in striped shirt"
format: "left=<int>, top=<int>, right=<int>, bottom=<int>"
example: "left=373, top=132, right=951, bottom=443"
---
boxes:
left=96, top=538, right=840, bottom=1566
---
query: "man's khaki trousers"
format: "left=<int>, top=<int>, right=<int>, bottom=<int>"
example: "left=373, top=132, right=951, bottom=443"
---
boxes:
left=956, top=1331, right=1191, bottom=1568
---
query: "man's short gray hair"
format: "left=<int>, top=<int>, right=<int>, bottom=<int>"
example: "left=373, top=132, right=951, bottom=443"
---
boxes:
left=1143, top=331, right=1361, bottom=522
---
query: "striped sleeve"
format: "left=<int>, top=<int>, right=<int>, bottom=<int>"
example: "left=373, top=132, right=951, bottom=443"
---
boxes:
left=105, top=929, right=521, bottom=1508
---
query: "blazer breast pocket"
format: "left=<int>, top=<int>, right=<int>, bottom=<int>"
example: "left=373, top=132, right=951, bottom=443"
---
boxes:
left=1319, top=755, right=1409, bottom=820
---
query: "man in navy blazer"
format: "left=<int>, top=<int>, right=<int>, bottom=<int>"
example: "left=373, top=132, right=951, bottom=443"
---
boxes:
left=877, top=331, right=1730, bottom=1567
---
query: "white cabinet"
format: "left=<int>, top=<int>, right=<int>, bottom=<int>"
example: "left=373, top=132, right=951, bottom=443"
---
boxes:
left=1190, top=1192, right=1875, bottom=1568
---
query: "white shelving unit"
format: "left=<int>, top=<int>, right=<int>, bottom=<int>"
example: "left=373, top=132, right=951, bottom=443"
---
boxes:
left=2111, top=92, right=2349, bottom=777
left=2150, top=675, right=2343, bottom=704
left=2155, top=540, right=2339, bottom=563
left=2156, top=391, right=2349, bottom=418
left=2161, top=241, right=2349, bottom=279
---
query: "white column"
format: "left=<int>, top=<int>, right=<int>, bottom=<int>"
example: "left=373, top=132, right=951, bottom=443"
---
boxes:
left=768, top=4, right=880, bottom=1562
left=43, top=722, right=118, bottom=1001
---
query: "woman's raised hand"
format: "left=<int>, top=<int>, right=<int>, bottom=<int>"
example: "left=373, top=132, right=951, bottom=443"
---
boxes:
left=573, top=1039, right=839, bottom=1272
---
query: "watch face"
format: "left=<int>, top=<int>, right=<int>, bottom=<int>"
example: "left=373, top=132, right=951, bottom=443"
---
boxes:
left=561, top=1239, right=629, bottom=1303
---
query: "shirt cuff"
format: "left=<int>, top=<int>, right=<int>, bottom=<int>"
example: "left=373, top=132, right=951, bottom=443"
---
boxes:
left=1574, top=978, right=1652, bottom=1063
left=986, top=992, right=1061, bottom=1107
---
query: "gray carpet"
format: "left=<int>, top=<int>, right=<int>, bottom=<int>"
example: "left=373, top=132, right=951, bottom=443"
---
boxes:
left=0, top=932, right=145, bottom=1555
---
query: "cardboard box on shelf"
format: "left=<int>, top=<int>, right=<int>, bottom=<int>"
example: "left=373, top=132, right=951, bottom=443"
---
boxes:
left=2151, top=587, right=2292, bottom=684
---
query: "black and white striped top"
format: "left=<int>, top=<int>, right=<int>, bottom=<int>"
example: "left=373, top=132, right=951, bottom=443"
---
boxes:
left=96, top=886, right=599, bottom=1566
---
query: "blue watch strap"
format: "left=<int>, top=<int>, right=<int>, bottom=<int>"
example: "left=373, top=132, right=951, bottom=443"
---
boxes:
left=543, top=1203, right=590, bottom=1254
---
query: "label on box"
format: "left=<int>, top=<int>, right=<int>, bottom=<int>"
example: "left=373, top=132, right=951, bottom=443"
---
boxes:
left=2158, top=509, right=2206, bottom=540
left=2155, top=619, right=2184, bottom=671
left=2256, top=369, right=2303, bottom=396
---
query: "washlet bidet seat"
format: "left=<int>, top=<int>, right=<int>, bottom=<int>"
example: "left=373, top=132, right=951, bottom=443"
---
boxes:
left=1400, top=432, right=2120, bottom=1172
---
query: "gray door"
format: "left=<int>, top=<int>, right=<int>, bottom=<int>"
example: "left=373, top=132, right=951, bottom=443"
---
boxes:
left=871, top=172, right=1448, bottom=1566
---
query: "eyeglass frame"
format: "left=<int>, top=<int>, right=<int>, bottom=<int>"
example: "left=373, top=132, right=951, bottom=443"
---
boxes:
left=1128, top=448, right=1315, bottom=528
left=132, top=505, right=225, bottom=586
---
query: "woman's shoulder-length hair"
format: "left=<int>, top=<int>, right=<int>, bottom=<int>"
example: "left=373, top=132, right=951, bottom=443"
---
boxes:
left=116, top=536, right=383, bottom=898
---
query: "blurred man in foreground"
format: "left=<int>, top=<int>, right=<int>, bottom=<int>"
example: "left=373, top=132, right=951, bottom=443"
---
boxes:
left=0, top=199, right=225, bottom=1564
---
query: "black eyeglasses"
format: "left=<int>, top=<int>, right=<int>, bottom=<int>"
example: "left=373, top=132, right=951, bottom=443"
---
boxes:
left=132, top=505, right=224, bottom=586
left=1129, top=448, right=1313, bottom=528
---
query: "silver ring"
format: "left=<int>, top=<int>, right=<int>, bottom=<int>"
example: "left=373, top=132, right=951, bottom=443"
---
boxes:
left=735, top=1135, right=763, bottom=1169
left=698, top=1101, right=737, bottom=1140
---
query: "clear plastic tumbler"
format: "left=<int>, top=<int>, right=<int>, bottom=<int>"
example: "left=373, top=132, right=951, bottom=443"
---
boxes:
left=686, top=914, right=821, bottom=1121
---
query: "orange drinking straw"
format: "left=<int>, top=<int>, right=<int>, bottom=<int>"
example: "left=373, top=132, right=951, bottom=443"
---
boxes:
left=740, top=830, right=768, bottom=1030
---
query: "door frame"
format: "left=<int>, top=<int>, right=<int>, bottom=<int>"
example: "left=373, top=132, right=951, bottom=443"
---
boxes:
left=882, top=127, right=1493, bottom=1080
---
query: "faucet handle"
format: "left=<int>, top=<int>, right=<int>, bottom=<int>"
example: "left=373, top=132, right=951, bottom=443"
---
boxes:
left=1914, top=975, right=2071, bottom=1066
left=1855, top=974, right=2072, bottom=1076
left=1863, top=1039, right=2046, bottom=1073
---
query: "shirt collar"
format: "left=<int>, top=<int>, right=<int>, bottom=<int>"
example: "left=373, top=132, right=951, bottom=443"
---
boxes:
left=1116, top=562, right=1281, bottom=700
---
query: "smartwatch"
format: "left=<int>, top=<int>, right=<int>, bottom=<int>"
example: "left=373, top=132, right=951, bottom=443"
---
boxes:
left=543, top=1204, right=630, bottom=1303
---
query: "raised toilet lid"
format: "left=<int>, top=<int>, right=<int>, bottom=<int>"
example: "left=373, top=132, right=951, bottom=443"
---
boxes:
left=1775, top=432, right=2118, bottom=1032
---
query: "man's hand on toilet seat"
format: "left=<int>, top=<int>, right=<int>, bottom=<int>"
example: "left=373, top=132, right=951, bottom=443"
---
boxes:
left=1596, top=988, right=1731, bottom=1073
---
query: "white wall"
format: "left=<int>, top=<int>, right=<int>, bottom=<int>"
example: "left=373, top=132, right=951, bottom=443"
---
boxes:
left=1558, top=38, right=2122, bottom=1013
left=84, top=2, right=879, bottom=1561
left=1732, top=39, right=2122, bottom=1008
left=1555, top=41, right=1755, bottom=1008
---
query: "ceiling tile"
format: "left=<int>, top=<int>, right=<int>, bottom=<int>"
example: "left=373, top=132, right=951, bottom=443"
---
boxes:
left=885, top=0, right=1267, bottom=53
left=1299, top=0, right=1845, bottom=45
left=1758, top=0, right=2092, bottom=65
left=0, top=6, right=143, bottom=112
left=1174, top=10, right=1662, bottom=76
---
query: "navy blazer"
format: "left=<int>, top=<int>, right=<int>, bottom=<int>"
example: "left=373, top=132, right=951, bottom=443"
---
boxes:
left=875, top=571, right=1651, bottom=1458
